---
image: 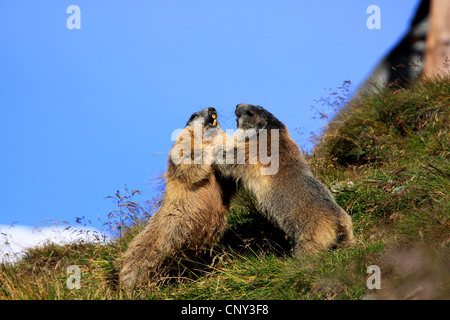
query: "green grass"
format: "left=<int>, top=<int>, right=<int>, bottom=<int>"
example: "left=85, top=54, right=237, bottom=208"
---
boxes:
left=1, top=76, right=449, bottom=300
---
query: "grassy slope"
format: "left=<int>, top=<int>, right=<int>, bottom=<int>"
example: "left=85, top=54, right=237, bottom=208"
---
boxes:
left=1, top=77, right=449, bottom=300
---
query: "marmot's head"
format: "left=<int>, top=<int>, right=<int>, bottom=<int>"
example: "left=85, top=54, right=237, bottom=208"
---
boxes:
left=186, top=107, right=219, bottom=129
left=235, top=104, right=285, bottom=131
left=170, top=107, right=223, bottom=166
left=183, top=107, right=224, bottom=143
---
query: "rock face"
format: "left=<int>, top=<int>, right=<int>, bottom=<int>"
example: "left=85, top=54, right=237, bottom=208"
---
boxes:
left=359, top=0, right=430, bottom=93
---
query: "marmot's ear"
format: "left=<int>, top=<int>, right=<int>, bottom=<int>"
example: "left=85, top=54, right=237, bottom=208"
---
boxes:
left=186, top=113, right=198, bottom=126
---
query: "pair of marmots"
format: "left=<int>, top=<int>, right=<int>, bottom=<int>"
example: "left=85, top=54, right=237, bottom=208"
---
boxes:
left=120, top=104, right=354, bottom=290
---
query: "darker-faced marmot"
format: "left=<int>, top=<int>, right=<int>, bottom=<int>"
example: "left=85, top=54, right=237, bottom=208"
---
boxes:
left=120, top=107, right=235, bottom=290
left=214, top=104, right=353, bottom=256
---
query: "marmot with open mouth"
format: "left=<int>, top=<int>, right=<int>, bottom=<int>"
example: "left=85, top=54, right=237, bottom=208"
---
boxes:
left=120, top=107, right=236, bottom=290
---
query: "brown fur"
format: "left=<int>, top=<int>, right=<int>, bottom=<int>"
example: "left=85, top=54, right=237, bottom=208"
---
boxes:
left=120, top=108, right=235, bottom=290
left=214, top=104, right=354, bottom=256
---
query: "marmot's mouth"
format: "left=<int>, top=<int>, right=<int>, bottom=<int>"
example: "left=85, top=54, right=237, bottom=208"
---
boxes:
left=207, top=112, right=217, bottom=127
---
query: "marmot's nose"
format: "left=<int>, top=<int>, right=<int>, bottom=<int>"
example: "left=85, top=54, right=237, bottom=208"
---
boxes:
left=207, top=107, right=216, bottom=112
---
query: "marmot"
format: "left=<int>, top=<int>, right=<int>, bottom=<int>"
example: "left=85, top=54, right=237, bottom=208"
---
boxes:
left=120, top=107, right=236, bottom=290
left=213, top=104, right=353, bottom=256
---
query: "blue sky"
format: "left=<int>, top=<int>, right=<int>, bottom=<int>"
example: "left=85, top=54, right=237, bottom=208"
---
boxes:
left=0, top=0, right=421, bottom=232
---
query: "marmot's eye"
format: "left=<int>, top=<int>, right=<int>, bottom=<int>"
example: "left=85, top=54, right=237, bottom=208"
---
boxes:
left=246, top=111, right=254, bottom=117
left=189, top=114, right=198, bottom=122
